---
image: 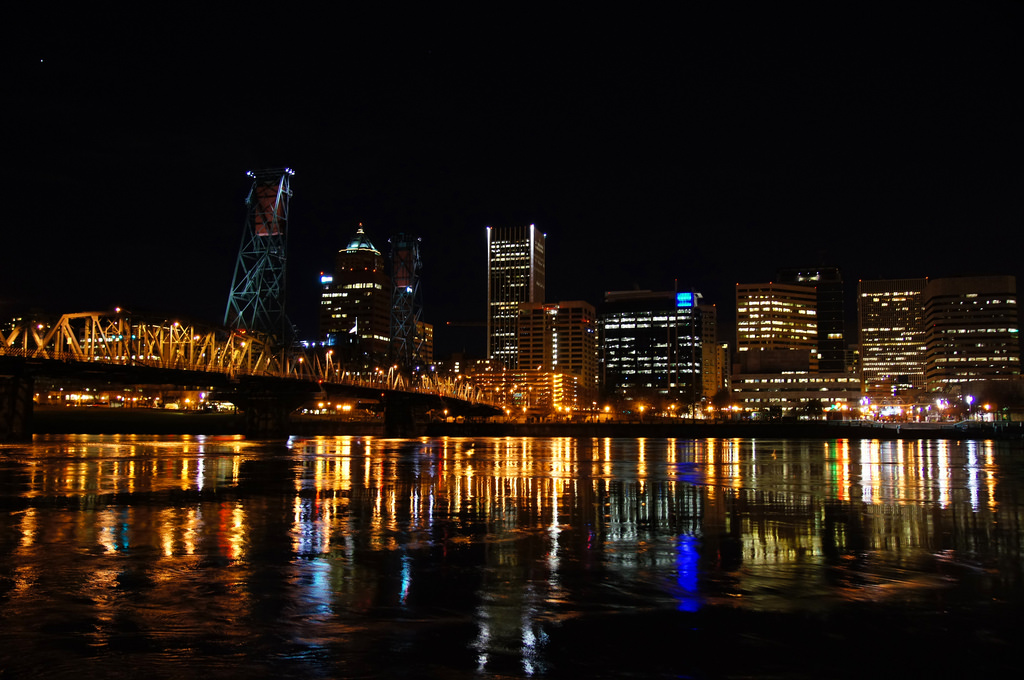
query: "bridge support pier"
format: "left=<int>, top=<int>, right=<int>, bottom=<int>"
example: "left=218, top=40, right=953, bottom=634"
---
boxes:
left=383, top=392, right=417, bottom=438
left=0, top=369, right=34, bottom=441
left=242, top=394, right=295, bottom=439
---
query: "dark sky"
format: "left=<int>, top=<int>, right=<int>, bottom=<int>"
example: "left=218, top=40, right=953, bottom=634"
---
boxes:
left=4, top=4, right=1023, bottom=357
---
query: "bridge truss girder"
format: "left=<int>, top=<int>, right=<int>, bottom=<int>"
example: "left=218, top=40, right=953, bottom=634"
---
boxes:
left=2, top=312, right=284, bottom=378
left=0, top=312, right=487, bottom=404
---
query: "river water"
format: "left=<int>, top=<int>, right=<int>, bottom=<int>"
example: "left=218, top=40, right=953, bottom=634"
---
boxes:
left=1, top=435, right=1022, bottom=678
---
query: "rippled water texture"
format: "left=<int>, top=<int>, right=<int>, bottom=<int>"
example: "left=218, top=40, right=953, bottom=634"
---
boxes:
left=1, top=435, right=1023, bottom=678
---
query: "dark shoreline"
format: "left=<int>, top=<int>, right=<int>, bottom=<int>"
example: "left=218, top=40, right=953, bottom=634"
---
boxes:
left=27, top=406, right=1024, bottom=441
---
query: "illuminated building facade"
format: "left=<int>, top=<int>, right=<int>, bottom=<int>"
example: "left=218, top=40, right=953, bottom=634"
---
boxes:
left=699, top=304, right=723, bottom=400
left=735, top=282, right=818, bottom=372
left=858, top=278, right=927, bottom=395
left=319, top=225, right=392, bottom=362
left=599, top=290, right=704, bottom=404
left=518, top=301, right=598, bottom=404
left=486, top=224, right=545, bottom=369
left=467, top=367, right=587, bottom=417
left=731, top=373, right=861, bottom=412
left=777, top=266, right=846, bottom=372
left=415, top=320, right=434, bottom=365
left=731, top=282, right=863, bottom=415
left=923, top=275, right=1020, bottom=391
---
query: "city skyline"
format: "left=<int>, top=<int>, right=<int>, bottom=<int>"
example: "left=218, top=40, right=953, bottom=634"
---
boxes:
left=5, top=4, right=1023, bottom=359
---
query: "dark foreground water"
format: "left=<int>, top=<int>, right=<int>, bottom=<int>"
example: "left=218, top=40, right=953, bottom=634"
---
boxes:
left=1, top=435, right=1023, bottom=679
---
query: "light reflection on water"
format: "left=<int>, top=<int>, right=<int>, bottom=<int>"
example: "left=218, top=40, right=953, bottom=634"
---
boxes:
left=0, top=434, right=1022, bottom=677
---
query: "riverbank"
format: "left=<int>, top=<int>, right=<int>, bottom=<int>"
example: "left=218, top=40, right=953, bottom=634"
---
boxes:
left=27, top=406, right=1024, bottom=440
left=31, top=407, right=246, bottom=436
left=424, top=419, right=1024, bottom=440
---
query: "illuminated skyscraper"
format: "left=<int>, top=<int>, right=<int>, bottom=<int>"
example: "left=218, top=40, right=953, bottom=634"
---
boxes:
left=518, top=301, right=598, bottom=402
left=777, top=266, right=846, bottom=372
left=733, top=282, right=862, bottom=413
left=735, top=282, right=818, bottom=372
left=319, top=224, right=392, bottom=362
left=486, top=224, right=545, bottom=369
left=698, top=303, right=723, bottom=399
left=857, top=278, right=927, bottom=395
left=599, top=289, right=704, bottom=405
left=924, top=275, right=1020, bottom=391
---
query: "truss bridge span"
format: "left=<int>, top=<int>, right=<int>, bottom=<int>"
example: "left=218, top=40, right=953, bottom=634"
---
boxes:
left=1, top=311, right=497, bottom=439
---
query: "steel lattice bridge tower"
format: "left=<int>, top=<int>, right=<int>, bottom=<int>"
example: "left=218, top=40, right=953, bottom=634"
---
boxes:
left=224, top=168, right=295, bottom=344
left=389, top=233, right=423, bottom=367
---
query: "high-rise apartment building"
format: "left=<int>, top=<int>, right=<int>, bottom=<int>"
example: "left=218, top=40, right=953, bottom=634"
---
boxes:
left=319, top=225, right=392, bottom=362
left=599, top=290, right=704, bottom=404
left=518, top=301, right=598, bottom=400
left=486, top=224, right=545, bottom=369
left=858, top=278, right=927, bottom=395
left=924, top=276, right=1020, bottom=391
left=735, top=282, right=818, bottom=372
left=777, top=267, right=846, bottom=372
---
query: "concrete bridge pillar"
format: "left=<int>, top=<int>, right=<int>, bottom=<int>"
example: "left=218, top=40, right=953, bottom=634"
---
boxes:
left=383, top=392, right=417, bottom=438
left=242, top=394, right=295, bottom=439
left=0, top=369, right=34, bottom=441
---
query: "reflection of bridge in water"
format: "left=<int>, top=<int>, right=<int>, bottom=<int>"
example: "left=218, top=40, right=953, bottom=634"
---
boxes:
left=0, top=310, right=498, bottom=439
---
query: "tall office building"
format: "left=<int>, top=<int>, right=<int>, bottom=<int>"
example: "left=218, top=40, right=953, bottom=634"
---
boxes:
left=414, top=320, right=435, bottom=365
left=699, top=304, right=723, bottom=400
left=735, top=282, right=818, bottom=372
left=486, top=224, right=545, bottom=369
left=599, top=289, right=704, bottom=404
left=733, top=281, right=862, bottom=414
left=319, top=224, right=392, bottom=362
left=518, top=301, right=598, bottom=399
left=858, top=278, right=927, bottom=395
left=777, top=267, right=846, bottom=372
left=924, top=276, right=1020, bottom=391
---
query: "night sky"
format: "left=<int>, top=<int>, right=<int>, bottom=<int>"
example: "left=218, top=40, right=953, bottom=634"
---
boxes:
left=5, top=4, right=1023, bottom=357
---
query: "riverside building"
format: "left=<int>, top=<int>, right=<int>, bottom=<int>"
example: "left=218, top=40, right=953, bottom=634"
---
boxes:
left=518, top=301, right=599, bottom=404
left=319, top=225, right=392, bottom=363
left=733, top=281, right=861, bottom=415
left=923, top=275, right=1020, bottom=391
left=777, top=266, right=847, bottom=372
left=599, top=289, right=704, bottom=411
left=486, top=224, right=545, bottom=369
left=857, top=278, right=928, bottom=396
left=735, top=282, right=818, bottom=371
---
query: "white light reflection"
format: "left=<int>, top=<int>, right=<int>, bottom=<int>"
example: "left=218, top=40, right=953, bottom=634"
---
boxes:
left=473, top=609, right=491, bottom=672
left=966, top=441, right=979, bottom=512
left=937, top=440, right=950, bottom=508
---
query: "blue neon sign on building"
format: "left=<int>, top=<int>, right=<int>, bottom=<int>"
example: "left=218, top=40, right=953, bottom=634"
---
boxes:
left=676, top=292, right=694, bottom=308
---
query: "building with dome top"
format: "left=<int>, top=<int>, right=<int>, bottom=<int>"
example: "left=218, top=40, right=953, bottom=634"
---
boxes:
left=319, top=224, right=392, bottom=364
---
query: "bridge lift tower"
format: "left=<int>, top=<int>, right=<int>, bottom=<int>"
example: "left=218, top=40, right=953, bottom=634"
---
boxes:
left=389, top=233, right=423, bottom=368
left=224, top=168, right=295, bottom=344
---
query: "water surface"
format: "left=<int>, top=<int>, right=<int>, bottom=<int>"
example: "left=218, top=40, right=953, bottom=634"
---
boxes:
left=1, top=435, right=1021, bottom=678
